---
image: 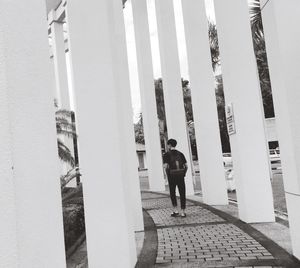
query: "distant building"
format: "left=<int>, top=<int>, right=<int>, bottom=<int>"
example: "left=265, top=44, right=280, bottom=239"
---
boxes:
left=136, top=143, right=147, bottom=170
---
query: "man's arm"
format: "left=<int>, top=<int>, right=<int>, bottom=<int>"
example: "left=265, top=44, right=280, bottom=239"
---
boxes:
left=163, top=163, right=169, bottom=177
left=182, top=153, right=188, bottom=171
left=162, top=153, right=169, bottom=179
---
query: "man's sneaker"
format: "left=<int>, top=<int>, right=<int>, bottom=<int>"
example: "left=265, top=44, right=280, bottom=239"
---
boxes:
left=171, top=212, right=179, bottom=217
left=181, top=213, right=186, bottom=218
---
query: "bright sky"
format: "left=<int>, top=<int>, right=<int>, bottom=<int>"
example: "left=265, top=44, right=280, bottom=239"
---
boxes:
left=123, top=0, right=215, bottom=123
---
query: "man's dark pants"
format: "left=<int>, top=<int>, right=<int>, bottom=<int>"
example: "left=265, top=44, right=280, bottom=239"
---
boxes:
left=167, top=175, right=186, bottom=210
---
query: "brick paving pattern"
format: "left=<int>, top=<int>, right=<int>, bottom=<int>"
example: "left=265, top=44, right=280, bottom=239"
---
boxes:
left=157, top=224, right=273, bottom=263
left=148, top=206, right=224, bottom=227
left=142, top=197, right=194, bottom=210
left=141, top=192, right=289, bottom=268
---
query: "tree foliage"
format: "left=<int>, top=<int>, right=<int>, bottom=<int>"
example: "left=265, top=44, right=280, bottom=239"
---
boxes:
left=56, top=109, right=77, bottom=167
left=208, top=22, right=220, bottom=72
left=208, top=22, right=231, bottom=152
left=134, top=78, right=197, bottom=156
left=182, top=79, right=193, bottom=122
left=154, top=78, right=168, bottom=150
left=134, top=113, right=145, bottom=144
left=249, top=0, right=275, bottom=118
left=215, top=75, right=231, bottom=153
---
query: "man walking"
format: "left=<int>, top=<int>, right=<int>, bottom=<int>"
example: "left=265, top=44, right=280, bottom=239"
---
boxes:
left=163, top=139, right=188, bottom=217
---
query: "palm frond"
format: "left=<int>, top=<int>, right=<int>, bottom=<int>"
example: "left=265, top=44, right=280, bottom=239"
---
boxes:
left=55, top=109, right=77, bottom=137
left=57, top=129, right=78, bottom=139
left=249, top=0, right=261, bottom=21
left=56, top=117, right=70, bottom=124
left=60, top=167, right=81, bottom=189
left=55, top=109, right=73, bottom=118
left=57, top=139, right=75, bottom=167
left=56, top=121, right=76, bottom=132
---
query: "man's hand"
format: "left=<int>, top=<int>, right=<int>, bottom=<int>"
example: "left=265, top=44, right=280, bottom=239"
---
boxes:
left=183, top=163, right=188, bottom=170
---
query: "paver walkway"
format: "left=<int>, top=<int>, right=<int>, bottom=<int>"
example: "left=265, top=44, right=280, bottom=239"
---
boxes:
left=137, top=191, right=300, bottom=268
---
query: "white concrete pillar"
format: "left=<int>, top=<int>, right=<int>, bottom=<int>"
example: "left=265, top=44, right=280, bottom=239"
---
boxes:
left=261, top=0, right=300, bottom=258
left=181, top=0, right=228, bottom=205
left=155, top=0, right=194, bottom=195
left=213, top=0, right=275, bottom=223
left=131, top=0, right=165, bottom=191
left=0, top=49, right=18, bottom=268
left=107, top=0, right=144, bottom=231
left=66, top=0, right=137, bottom=267
left=0, top=1, right=66, bottom=267
left=49, top=12, right=71, bottom=110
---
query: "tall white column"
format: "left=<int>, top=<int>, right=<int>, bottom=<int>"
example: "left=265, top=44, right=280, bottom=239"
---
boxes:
left=131, top=0, right=165, bottom=191
left=261, top=0, right=300, bottom=258
left=181, top=0, right=228, bottom=205
left=49, top=12, right=71, bottom=110
left=0, top=1, right=66, bottom=267
left=107, top=0, right=144, bottom=231
left=155, top=0, right=194, bottom=195
left=66, top=0, right=137, bottom=267
left=213, top=0, right=275, bottom=223
left=0, top=45, right=18, bottom=268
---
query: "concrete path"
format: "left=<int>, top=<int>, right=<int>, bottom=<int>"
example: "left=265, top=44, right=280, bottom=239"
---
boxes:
left=137, top=191, right=300, bottom=268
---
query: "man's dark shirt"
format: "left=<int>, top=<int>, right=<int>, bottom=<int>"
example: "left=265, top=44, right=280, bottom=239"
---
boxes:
left=163, top=149, right=187, bottom=174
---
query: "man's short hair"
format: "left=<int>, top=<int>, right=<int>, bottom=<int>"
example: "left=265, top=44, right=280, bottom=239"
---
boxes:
left=167, top=139, right=177, bottom=147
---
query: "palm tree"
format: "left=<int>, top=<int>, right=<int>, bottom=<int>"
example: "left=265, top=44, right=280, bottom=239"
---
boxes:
left=208, top=22, right=220, bottom=72
left=55, top=109, right=82, bottom=189
left=248, top=0, right=275, bottom=118
left=55, top=109, right=77, bottom=167
left=134, top=112, right=145, bottom=144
